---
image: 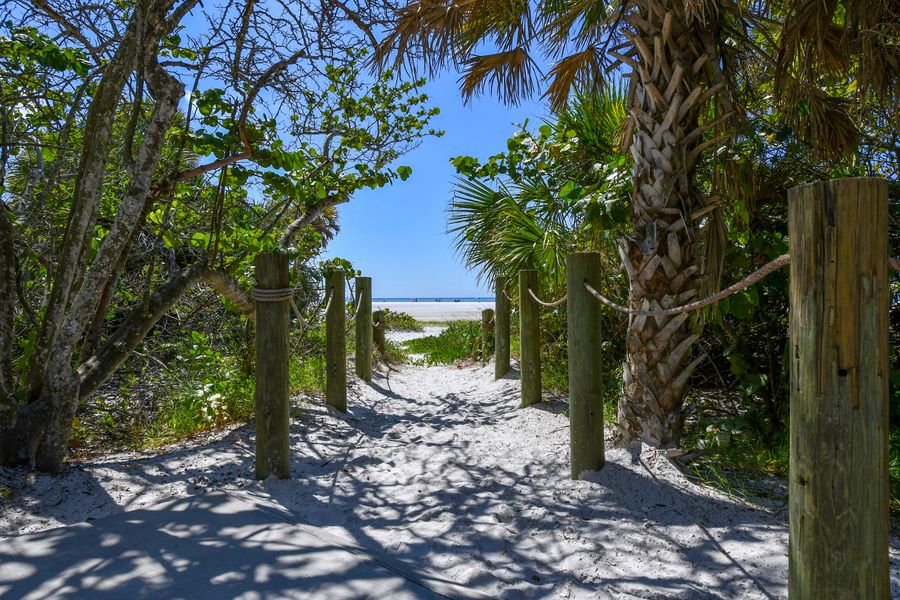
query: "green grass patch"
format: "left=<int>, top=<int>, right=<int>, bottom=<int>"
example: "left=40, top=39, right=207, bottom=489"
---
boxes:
left=291, top=354, right=326, bottom=395
left=403, top=321, right=481, bottom=364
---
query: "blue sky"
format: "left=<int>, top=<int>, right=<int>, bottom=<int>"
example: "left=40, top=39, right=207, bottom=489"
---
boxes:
left=324, top=73, right=548, bottom=298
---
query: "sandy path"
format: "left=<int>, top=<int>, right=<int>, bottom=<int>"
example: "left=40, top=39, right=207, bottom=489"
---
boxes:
left=3, top=350, right=900, bottom=598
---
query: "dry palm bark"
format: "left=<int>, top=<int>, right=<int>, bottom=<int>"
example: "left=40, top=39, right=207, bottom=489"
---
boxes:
left=616, top=1, right=726, bottom=446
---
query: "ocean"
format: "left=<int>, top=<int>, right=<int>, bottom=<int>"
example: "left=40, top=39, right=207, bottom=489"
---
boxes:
left=371, top=297, right=495, bottom=303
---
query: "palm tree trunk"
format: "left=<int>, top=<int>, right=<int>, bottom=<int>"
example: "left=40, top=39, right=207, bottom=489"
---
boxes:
left=618, top=1, right=724, bottom=445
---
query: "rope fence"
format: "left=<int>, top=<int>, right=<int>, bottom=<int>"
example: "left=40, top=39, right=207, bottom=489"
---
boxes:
left=501, top=254, right=899, bottom=318
left=527, top=288, right=567, bottom=308
left=252, top=286, right=336, bottom=329
left=583, top=253, right=791, bottom=318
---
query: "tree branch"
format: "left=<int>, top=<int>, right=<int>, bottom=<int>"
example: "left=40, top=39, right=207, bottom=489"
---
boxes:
left=175, top=48, right=307, bottom=181
left=201, top=269, right=255, bottom=316
left=76, top=263, right=209, bottom=401
left=278, top=194, right=342, bottom=250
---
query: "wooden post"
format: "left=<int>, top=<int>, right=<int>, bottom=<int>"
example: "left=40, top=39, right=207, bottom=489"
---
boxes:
left=494, top=279, right=511, bottom=379
left=519, top=269, right=541, bottom=407
left=373, top=309, right=386, bottom=358
left=567, top=253, right=604, bottom=479
left=253, top=253, right=290, bottom=480
left=325, top=270, right=347, bottom=412
left=481, top=308, right=495, bottom=363
left=355, top=276, right=373, bottom=382
left=788, top=178, right=889, bottom=598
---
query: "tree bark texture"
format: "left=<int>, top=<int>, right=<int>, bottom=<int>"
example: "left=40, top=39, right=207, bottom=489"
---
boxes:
left=619, top=1, right=724, bottom=446
left=354, top=276, right=373, bottom=382
left=519, top=269, right=541, bottom=407
left=373, top=309, right=386, bottom=358
left=254, top=254, right=291, bottom=480
left=788, top=178, right=889, bottom=598
left=494, top=278, right=511, bottom=379
left=0, top=206, right=16, bottom=398
left=0, top=2, right=202, bottom=471
left=481, top=308, right=494, bottom=363
left=567, top=253, right=605, bottom=479
left=326, top=271, right=347, bottom=412
left=35, top=58, right=185, bottom=471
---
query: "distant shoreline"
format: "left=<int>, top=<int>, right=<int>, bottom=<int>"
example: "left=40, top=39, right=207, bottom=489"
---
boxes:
left=372, top=300, right=494, bottom=321
left=371, top=297, right=494, bottom=303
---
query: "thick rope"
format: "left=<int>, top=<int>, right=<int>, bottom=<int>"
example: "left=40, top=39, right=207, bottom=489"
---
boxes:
left=252, top=287, right=308, bottom=326
left=344, top=291, right=366, bottom=334
left=349, top=289, right=365, bottom=320
left=527, top=288, right=567, bottom=308
left=251, top=287, right=295, bottom=302
left=321, top=290, right=334, bottom=315
left=584, top=253, right=791, bottom=317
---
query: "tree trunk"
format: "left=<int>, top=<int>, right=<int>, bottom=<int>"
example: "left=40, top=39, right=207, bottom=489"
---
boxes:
left=23, top=20, right=139, bottom=402
left=0, top=264, right=211, bottom=469
left=0, top=205, right=16, bottom=397
left=618, top=1, right=724, bottom=446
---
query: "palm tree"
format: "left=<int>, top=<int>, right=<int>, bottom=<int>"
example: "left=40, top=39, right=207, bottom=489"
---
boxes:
left=448, top=88, right=629, bottom=295
left=377, top=0, right=899, bottom=446
left=449, top=177, right=576, bottom=290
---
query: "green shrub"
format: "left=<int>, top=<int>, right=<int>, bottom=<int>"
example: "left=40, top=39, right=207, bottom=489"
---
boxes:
left=403, top=321, right=481, bottom=364
left=148, top=331, right=255, bottom=443
left=383, top=309, right=423, bottom=331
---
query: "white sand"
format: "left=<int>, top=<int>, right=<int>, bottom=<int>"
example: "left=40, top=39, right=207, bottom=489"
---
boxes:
left=3, top=345, right=900, bottom=597
left=374, top=301, right=492, bottom=321
left=385, top=325, right=447, bottom=344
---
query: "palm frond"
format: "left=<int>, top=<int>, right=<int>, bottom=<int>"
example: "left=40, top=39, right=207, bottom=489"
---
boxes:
left=544, top=45, right=606, bottom=111
left=459, top=47, right=540, bottom=104
left=777, top=78, right=858, bottom=157
left=375, top=1, right=472, bottom=75
left=776, top=0, right=900, bottom=106
left=558, top=84, right=628, bottom=158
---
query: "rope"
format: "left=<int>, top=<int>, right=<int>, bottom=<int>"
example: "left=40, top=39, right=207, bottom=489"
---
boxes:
left=583, top=253, right=791, bottom=317
left=251, top=287, right=295, bottom=302
left=349, top=289, right=365, bottom=320
left=345, top=292, right=366, bottom=334
left=527, top=288, right=567, bottom=308
left=891, top=257, right=900, bottom=272
left=321, top=290, right=334, bottom=315
left=252, top=286, right=308, bottom=326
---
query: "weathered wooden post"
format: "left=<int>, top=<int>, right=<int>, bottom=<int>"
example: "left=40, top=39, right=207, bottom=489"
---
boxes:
left=567, top=253, right=604, bottom=478
left=355, top=276, right=373, bottom=382
left=253, top=253, right=290, bottom=479
left=788, top=178, right=888, bottom=598
left=325, top=270, right=347, bottom=412
left=494, top=278, right=511, bottom=379
left=373, top=309, right=386, bottom=358
left=519, top=269, right=541, bottom=407
left=481, top=308, right=495, bottom=363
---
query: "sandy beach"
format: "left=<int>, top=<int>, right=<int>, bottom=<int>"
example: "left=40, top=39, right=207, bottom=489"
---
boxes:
left=4, top=324, right=900, bottom=598
left=373, top=301, right=494, bottom=321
